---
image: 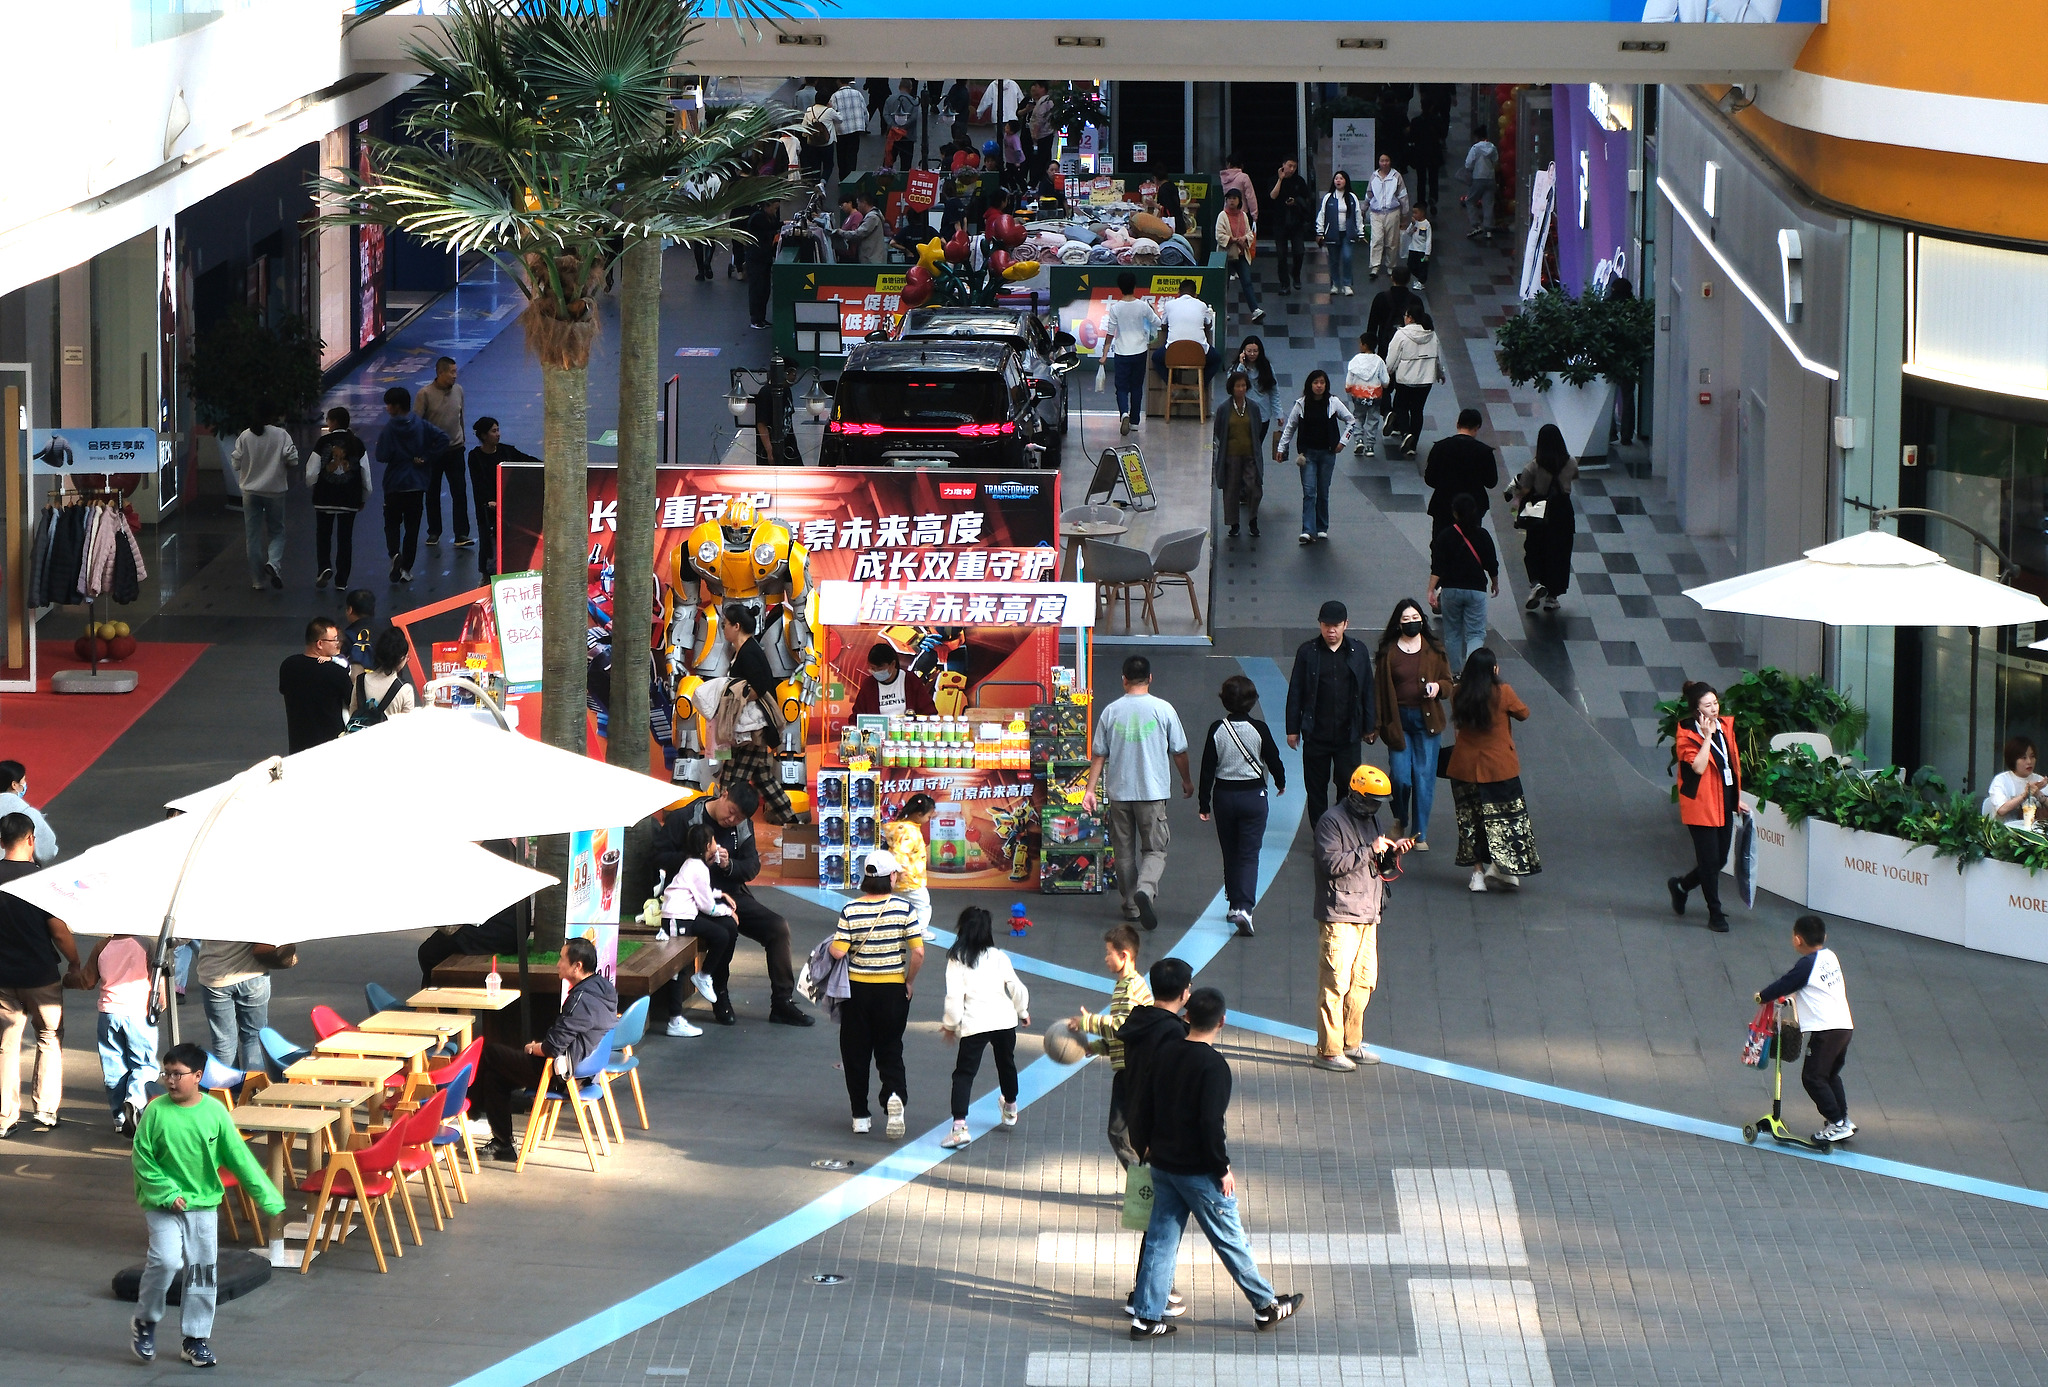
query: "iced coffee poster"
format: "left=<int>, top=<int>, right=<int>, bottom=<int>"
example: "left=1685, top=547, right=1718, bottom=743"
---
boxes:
left=566, top=826, right=624, bottom=986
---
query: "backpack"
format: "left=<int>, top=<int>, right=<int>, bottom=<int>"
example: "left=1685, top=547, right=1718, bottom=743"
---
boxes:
left=346, top=673, right=406, bottom=734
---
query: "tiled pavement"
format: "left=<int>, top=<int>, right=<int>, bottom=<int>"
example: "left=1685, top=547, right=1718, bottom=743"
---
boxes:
left=537, top=1026, right=2048, bottom=1386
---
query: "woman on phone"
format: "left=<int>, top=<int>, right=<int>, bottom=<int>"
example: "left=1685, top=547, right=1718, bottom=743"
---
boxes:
left=1667, top=681, right=1747, bottom=933
left=1232, top=335, right=1281, bottom=431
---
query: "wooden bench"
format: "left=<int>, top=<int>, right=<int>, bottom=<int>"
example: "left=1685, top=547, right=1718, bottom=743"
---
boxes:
left=430, top=937, right=702, bottom=1040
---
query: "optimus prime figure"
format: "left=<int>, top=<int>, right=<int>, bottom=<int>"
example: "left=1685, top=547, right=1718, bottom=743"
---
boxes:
left=661, top=497, right=823, bottom=790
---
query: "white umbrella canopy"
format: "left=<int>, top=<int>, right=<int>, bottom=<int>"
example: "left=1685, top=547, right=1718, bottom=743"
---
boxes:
left=165, top=705, right=683, bottom=838
left=1684, top=529, right=2048, bottom=628
left=1, top=791, right=554, bottom=945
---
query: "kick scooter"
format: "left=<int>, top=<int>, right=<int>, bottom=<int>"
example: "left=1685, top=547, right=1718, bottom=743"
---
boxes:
left=1742, top=998, right=1831, bottom=1154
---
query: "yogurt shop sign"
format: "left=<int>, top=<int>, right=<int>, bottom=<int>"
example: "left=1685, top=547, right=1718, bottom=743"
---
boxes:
left=1804, top=821, right=1964, bottom=945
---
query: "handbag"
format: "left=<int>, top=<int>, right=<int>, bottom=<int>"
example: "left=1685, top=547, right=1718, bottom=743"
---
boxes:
left=1734, top=810, right=1758, bottom=909
left=1514, top=498, right=1548, bottom=530
left=1435, top=741, right=1454, bottom=779
left=1742, top=1002, right=1776, bottom=1068
left=1121, top=1163, right=1156, bottom=1231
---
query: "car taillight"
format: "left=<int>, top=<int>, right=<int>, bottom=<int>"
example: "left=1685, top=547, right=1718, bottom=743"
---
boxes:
left=828, top=421, right=885, bottom=435
left=949, top=423, right=1017, bottom=436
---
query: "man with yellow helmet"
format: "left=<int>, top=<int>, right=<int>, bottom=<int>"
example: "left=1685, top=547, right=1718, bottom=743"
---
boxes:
left=1309, top=762, right=1411, bottom=1072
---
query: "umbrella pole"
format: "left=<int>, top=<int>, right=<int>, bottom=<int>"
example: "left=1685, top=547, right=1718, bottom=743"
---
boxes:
left=1969, top=625, right=1982, bottom=794
left=518, top=893, right=533, bottom=1040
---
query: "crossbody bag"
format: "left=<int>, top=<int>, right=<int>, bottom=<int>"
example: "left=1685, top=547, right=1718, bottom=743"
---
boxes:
left=1218, top=718, right=1267, bottom=784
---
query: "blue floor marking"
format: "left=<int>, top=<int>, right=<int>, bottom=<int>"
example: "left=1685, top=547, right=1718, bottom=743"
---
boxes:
left=454, top=659, right=1299, bottom=1387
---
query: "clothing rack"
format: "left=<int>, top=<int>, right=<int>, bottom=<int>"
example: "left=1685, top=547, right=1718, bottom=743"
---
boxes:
left=51, top=482, right=140, bottom=695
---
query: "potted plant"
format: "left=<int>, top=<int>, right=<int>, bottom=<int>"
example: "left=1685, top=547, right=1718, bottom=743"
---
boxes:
left=1492, top=284, right=1654, bottom=458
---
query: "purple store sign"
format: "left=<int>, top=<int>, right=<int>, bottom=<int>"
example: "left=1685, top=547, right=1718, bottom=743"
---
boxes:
left=1552, top=85, right=1637, bottom=297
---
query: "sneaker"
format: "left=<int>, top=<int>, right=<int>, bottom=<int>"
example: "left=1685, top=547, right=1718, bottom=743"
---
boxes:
left=750, top=320, right=770, bottom=330
left=181, top=1337, right=218, bottom=1368
left=1000, top=1101, right=1019, bottom=1128
left=1312, top=1053, right=1357, bottom=1072
left=1227, top=525, right=1240, bottom=538
left=1709, top=915, right=1730, bottom=933
left=1354, top=443, right=1365, bottom=457
left=251, top=580, right=267, bottom=591
left=1343, top=1044, right=1381, bottom=1066
left=27, top=1116, right=55, bottom=1134
left=1469, top=869, right=1488, bottom=893
left=454, top=537, right=476, bottom=550
left=1251, top=308, right=1265, bottom=322
left=1298, top=532, right=1313, bottom=545
left=1363, top=443, right=1376, bottom=458
left=1249, top=521, right=1260, bottom=537
left=1134, top=890, right=1157, bottom=933
left=853, top=1116, right=872, bottom=1134
left=1315, top=530, right=1328, bottom=541
left=1485, top=868, right=1521, bottom=892
left=1125, top=1292, right=1187, bottom=1318
left=1254, top=1293, right=1304, bottom=1330
left=426, top=533, right=443, bottom=546
left=130, top=1318, right=155, bottom=1363
left=940, top=1121, right=971, bottom=1149
left=665, top=1015, right=703, bottom=1037
left=769, top=1003, right=816, bottom=1027
left=1413, top=839, right=1429, bottom=852
left=1841, top=1118, right=1858, bottom=1136
left=1119, top=414, right=1131, bottom=438
left=1524, top=583, right=1546, bottom=612
left=922, top=926, right=939, bottom=942
left=1341, top=286, right=1355, bottom=297
left=465, top=1117, right=494, bottom=1140
left=316, top=567, right=333, bottom=589
left=1667, top=877, right=1688, bottom=916
left=692, top=972, right=719, bottom=1003
left=1811, top=1125, right=1842, bottom=1144
left=390, top=555, right=404, bottom=581
left=264, top=563, right=283, bottom=590
left=398, top=569, right=413, bottom=582
left=487, top=1138, right=519, bottom=1161
left=884, top=1094, right=905, bottom=1138
left=1129, top=1318, right=1178, bottom=1339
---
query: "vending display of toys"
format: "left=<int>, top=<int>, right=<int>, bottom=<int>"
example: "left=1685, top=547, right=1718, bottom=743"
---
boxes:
left=1041, top=808, right=1104, bottom=848
left=1040, top=849, right=1103, bottom=894
left=1043, top=760, right=1091, bottom=810
left=816, top=769, right=850, bottom=891
left=1038, top=757, right=1105, bottom=895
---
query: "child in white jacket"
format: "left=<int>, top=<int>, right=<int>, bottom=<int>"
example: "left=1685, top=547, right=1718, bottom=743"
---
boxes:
left=939, top=906, right=1030, bottom=1148
left=1344, top=331, right=1390, bottom=459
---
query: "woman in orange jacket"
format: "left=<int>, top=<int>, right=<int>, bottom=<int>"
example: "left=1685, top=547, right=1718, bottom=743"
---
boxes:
left=1668, top=680, right=1749, bottom=933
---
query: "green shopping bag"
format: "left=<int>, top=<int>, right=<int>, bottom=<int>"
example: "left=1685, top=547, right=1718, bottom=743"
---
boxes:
left=1121, top=1163, right=1155, bottom=1231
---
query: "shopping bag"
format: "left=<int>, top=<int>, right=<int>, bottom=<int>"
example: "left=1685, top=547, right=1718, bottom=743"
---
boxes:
left=1734, top=811, right=1758, bottom=909
left=1121, top=1163, right=1156, bottom=1231
left=1094, top=358, right=1107, bottom=394
left=1741, top=1002, right=1776, bottom=1068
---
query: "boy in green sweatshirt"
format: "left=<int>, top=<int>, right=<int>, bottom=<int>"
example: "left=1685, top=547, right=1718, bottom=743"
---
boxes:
left=1068, top=925, right=1154, bottom=1169
left=128, top=1042, right=284, bottom=1369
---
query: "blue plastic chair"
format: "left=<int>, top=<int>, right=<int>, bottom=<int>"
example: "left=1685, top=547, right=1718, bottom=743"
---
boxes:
left=364, top=981, right=403, bottom=1015
left=259, top=1027, right=310, bottom=1080
left=427, top=1058, right=478, bottom=1205
left=513, top=1028, right=616, bottom=1173
left=601, top=997, right=651, bottom=1140
left=201, top=1055, right=252, bottom=1108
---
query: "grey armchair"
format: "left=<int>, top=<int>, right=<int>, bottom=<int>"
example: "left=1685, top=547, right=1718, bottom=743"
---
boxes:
left=1148, top=528, right=1207, bottom=627
left=1083, top=539, right=1158, bottom=634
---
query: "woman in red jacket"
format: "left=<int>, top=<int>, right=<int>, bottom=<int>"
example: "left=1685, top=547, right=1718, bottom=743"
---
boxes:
left=1668, top=681, right=1749, bottom=933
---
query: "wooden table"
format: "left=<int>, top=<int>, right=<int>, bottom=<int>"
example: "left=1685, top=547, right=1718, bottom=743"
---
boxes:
left=284, top=1057, right=404, bottom=1124
left=250, top=1084, right=377, bottom=1138
left=360, top=1010, right=471, bottom=1050
left=1061, top=519, right=1130, bottom=581
left=314, top=1031, right=436, bottom=1073
left=432, top=935, right=699, bottom=1004
left=232, top=1106, right=343, bottom=1266
left=409, top=986, right=520, bottom=1013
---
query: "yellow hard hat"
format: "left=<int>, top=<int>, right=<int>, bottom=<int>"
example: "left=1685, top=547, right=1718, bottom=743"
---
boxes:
left=1350, top=764, right=1392, bottom=797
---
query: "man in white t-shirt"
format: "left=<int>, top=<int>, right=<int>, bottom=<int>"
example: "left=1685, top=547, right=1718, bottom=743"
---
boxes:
left=1150, top=281, right=1219, bottom=385
left=1082, top=655, right=1192, bottom=931
left=1102, top=272, right=1163, bottom=437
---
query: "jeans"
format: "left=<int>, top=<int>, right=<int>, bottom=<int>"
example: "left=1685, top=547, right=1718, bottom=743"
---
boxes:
left=1388, top=706, right=1440, bottom=838
left=99, top=1012, right=159, bottom=1118
left=1274, top=230, right=1306, bottom=289
left=949, top=1027, right=1019, bottom=1119
left=1681, top=813, right=1736, bottom=921
left=1317, top=919, right=1379, bottom=1054
left=242, top=491, right=286, bottom=581
left=1112, top=351, right=1148, bottom=422
left=385, top=490, right=425, bottom=572
left=138, top=1207, right=220, bottom=1340
left=1324, top=237, right=1354, bottom=291
left=424, top=447, right=470, bottom=541
left=1211, top=783, right=1268, bottom=910
left=198, top=975, right=269, bottom=1072
left=1107, top=799, right=1170, bottom=913
left=1301, top=740, right=1361, bottom=825
left=314, top=511, right=356, bottom=585
left=1228, top=256, right=1261, bottom=313
left=0, top=982, right=65, bottom=1128
left=1298, top=449, right=1337, bottom=535
left=1133, top=1167, right=1277, bottom=1322
left=1438, top=586, right=1488, bottom=674
left=840, top=979, right=910, bottom=1118
left=1802, top=1029, right=1853, bottom=1125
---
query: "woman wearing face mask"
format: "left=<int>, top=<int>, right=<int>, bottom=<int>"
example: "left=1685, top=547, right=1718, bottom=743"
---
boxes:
left=1373, top=599, right=1451, bottom=850
left=1668, top=681, right=1747, bottom=933
left=1274, top=370, right=1357, bottom=546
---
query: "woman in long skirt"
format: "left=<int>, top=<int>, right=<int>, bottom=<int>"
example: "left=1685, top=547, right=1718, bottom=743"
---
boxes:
left=1506, top=422, right=1578, bottom=614
left=1444, top=647, right=1541, bottom=891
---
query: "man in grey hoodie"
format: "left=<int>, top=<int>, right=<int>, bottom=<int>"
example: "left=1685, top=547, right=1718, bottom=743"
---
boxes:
left=374, top=386, right=448, bottom=583
left=1310, top=763, right=1409, bottom=1072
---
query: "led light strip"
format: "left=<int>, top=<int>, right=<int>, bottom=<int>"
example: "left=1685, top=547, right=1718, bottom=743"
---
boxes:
left=1657, top=175, right=1840, bottom=382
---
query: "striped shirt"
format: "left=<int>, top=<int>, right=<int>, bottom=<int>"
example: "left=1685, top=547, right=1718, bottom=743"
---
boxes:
left=1073, top=969, right=1154, bottom=1070
left=834, top=894, right=919, bottom=982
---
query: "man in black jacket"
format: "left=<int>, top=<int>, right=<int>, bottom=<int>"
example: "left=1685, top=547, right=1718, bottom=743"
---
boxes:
left=1422, top=409, right=1498, bottom=524
left=470, top=938, right=617, bottom=1160
left=466, top=418, right=537, bottom=579
left=1285, top=600, right=1376, bottom=823
left=1116, top=958, right=1192, bottom=1323
left=1126, top=988, right=1303, bottom=1338
left=650, top=782, right=813, bottom=1026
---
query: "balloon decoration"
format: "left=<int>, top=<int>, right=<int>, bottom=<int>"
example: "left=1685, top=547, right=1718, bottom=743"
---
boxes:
left=901, top=210, right=1038, bottom=309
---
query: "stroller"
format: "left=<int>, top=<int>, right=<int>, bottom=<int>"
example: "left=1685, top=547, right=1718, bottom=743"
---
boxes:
left=1741, top=997, right=1831, bottom=1154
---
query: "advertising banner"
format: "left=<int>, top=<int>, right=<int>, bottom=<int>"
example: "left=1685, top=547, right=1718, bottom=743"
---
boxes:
left=821, top=580, right=1094, bottom=628
left=566, top=825, right=624, bottom=990
left=30, top=429, right=159, bottom=475
left=1059, top=271, right=1216, bottom=358
left=1331, top=117, right=1377, bottom=182
left=490, top=571, right=544, bottom=690
left=879, top=768, right=1037, bottom=885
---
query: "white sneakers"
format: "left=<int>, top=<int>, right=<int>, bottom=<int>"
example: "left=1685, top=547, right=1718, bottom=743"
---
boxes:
left=1312, top=1053, right=1357, bottom=1072
left=691, top=972, right=718, bottom=1003
left=853, top=1116, right=872, bottom=1134
left=1000, top=1101, right=1019, bottom=1128
left=1469, top=869, right=1488, bottom=893
left=941, top=1121, right=972, bottom=1149
left=1344, top=1044, right=1381, bottom=1066
left=666, top=1015, right=703, bottom=1037
left=1484, top=865, right=1521, bottom=891
left=885, top=1094, right=906, bottom=1138
left=1815, top=1119, right=1857, bottom=1142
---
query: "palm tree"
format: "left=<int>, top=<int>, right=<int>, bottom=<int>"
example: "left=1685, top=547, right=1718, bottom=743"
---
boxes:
left=320, top=0, right=793, bottom=945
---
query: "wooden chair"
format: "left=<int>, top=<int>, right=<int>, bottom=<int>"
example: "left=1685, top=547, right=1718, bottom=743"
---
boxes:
left=215, top=1162, right=268, bottom=1247
left=600, top=997, right=652, bottom=1141
left=514, top=1031, right=617, bottom=1174
left=1163, top=340, right=1209, bottom=421
left=1083, top=539, right=1158, bottom=634
left=297, top=1119, right=414, bottom=1274
left=1148, top=528, right=1208, bottom=626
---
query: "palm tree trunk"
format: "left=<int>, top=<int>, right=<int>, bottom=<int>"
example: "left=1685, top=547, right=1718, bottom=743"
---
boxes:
left=611, top=234, right=661, bottom=907
left=534, top=358, right=590, bottom=952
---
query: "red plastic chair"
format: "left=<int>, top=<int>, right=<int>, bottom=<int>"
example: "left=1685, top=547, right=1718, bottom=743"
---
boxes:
left=215, top=1166, right=266, bottom=1246
left=297, top=1119, right=414, bottom=1274
left=309, top=1005, right=356, bottom=1041
left=395, top=1091, right=452, bottom=1231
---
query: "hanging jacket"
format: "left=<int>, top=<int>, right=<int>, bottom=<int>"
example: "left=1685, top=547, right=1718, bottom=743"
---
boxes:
left=26, top=509, right=53, bottom=608
left=45, top=507, right=85, bottom=606
left=86, top=504, right=121, bottom=599
left=111, top=519, right=142, bottom=605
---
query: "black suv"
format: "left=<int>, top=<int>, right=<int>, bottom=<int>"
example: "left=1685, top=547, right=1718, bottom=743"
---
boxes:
left=892, top=307, right=1079, bottom=441
left=822, top=340, right=1058, bottom=470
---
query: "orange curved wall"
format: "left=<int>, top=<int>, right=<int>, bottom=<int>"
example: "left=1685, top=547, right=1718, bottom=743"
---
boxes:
left=1790, top=0, right=2043, bottom=103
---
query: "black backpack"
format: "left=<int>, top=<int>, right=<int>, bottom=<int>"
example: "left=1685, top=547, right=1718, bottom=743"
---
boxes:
left=346, top=673, right=406, bottom=734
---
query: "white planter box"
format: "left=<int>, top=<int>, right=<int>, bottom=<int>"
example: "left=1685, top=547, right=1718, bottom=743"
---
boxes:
left=1962, top=856, right=2048, bottom=964
left=1721, top=793, right=1808, bottom=907
left=1544, top=377, right=1616, bottom=459
left=1805, top=821, right=1965, bottom=945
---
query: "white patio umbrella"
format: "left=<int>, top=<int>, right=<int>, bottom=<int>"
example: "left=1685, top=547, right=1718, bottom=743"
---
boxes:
left=164, top=702, right=683, bottom=837
left=1686, top=525, right=2048, bottom=788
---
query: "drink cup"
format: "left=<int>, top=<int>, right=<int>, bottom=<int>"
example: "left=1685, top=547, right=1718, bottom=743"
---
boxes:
left=599, top=848, right=622, bottom=910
